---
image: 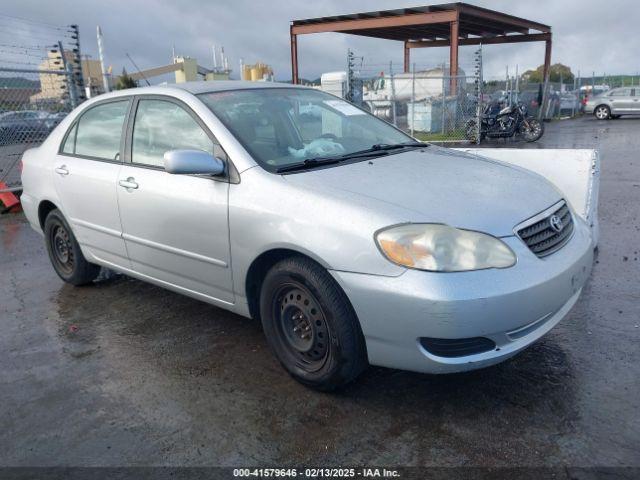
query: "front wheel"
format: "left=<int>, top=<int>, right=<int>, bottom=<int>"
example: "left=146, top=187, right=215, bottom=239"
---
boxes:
left=259, top=256, right=367, bottom=391
left=44, top=209, right=101, bottom=285
left=521, top=118, right=544, bottom=142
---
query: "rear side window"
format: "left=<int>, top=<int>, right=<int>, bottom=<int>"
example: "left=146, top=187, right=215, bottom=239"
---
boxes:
left=131, top=99, right=213, bottom=168
left=66, top=100, right=129, bottom=160
left=61, top=123, right=77, bottom=154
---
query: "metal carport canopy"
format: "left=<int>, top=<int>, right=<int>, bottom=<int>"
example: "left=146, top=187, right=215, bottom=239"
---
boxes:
left=290, top=2, right=551, bottom=88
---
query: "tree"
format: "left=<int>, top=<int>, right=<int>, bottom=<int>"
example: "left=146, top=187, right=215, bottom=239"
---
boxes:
left=115, top=68, right=138, bottom=90
left=521, top=63, right=574, bottom=83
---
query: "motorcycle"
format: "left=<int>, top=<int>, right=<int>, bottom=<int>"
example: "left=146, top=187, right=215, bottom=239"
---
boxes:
left=465, top=101, right=544, bottom=143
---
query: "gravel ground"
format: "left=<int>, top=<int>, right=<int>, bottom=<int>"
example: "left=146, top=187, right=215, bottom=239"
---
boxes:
left=1, top=115, right=639, bottom=469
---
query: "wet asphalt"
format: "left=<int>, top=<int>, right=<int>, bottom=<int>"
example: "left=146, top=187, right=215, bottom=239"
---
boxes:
left=0, top=115, right=638, bottom=468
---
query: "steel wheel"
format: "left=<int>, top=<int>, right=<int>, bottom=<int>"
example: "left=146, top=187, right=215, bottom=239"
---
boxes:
left=44, top=208, right=100, bottom=285
left=50, top=223, right=75, bottom=275
left=273, top=284, right=330, bottom=371
left=259, top=256, right=368, bottom=390
left=594, top=105, right=610, bottom=120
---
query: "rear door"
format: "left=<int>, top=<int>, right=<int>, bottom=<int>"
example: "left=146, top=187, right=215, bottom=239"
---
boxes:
left=116, top=95, right=233, bottom=304
left=53, top=99, right=131, bottom=268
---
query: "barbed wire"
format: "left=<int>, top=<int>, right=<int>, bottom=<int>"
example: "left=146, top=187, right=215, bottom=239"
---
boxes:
left=0, top=13, right=71, bottom=31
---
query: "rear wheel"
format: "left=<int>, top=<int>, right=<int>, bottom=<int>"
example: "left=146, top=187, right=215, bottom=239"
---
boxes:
left=259, top=256, right=367, bottom=391
left=594, top=105, right=611, bottom=120
left=44, top=209, right=100, bottom=285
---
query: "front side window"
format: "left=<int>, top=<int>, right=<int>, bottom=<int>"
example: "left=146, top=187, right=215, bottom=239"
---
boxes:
left=199, top=88, right=412, bottom=172
left=132, top=99, right=214, bottom=168
left=71, top=100, right=129, bottom=160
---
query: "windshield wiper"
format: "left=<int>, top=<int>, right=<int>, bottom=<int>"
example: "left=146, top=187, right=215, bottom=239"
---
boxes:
left=275, top=157, right=343, bottom=173
left=370, top=141, right=427, bottom=151
left=275, top=142, right=427, bottom=174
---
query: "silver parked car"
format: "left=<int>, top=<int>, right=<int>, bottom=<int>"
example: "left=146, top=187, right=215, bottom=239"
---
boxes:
left=21, top=82, right=594, bottom=390
left=585, top=87, right=640, bottom=119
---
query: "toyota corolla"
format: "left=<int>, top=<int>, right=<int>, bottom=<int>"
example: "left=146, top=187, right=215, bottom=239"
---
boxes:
left=20, top=82, right=594, bottom=390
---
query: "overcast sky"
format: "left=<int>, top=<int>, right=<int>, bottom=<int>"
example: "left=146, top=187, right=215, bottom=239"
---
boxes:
left=4, top=0, right=640, bottom=82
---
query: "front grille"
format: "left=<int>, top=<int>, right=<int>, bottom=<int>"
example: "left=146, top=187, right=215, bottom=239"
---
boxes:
left=517, top=202, right=574, bottom=257
left=419, top=337, right=496, bottom=358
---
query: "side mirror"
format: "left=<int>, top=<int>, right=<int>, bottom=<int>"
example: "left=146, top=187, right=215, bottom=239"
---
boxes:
left=163, top=149, right=225, bottom=175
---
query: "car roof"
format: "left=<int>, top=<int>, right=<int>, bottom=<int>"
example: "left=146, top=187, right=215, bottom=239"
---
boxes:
left=88, top=80, right=312, bottom=104
left=165, top=80, right=308, bottom=95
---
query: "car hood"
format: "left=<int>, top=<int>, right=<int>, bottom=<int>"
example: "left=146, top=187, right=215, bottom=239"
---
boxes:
left=282, top=147, right=562, bottom=237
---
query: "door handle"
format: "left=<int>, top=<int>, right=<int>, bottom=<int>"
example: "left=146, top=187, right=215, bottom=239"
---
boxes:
left=119, top=177, right=139, bottom=190
left=55, top=165, right=69, bottom=176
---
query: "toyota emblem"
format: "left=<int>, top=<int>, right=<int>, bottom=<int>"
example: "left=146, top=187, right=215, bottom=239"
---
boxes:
left=549, top=214, right=563, bottom=232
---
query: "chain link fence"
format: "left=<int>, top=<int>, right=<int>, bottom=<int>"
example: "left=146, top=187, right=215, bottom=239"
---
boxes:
left=334, top=54, right=640, bottom=146
left=343, top=61, right=478, bottom=143
left=0, top=15, right=83, bottom=196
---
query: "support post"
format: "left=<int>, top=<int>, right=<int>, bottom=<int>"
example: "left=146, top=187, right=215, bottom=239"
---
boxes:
left=389, top=61, right=397, bottom=125
left=539, top=35, right=552, bottom=120
left=410, top=62, right=416, bottom=137
left=403, top=41, right=410, bottom=73
left=449, top=19, right=459, bottom=93
left=290, top=28, right=299, bottom=84
left=58, top=41, right=77, bottom=108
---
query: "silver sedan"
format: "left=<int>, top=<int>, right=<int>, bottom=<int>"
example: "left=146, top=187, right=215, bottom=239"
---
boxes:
left=585, top=87, right=640, bottom=119
left=20, top=82, right=594, bottom=390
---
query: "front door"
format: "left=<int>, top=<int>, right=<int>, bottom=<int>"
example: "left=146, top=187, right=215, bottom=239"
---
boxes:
left=116, top=97, right=233, bottom=304
left=609, top=88, right=634, bottom=113
left=630, top=88, right=640, bottom=113
left=53, top=99, right=130, bottom=268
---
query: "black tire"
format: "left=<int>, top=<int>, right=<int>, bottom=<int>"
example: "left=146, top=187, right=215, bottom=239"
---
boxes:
left=259, top=256, right=367, bottom=391
left=44, top=209, right=100, bottom=286
left=594, top=105, right=610, bottom=120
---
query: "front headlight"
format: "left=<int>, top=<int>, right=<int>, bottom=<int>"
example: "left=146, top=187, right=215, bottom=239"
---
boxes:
left=375, top=224, right=516, bottom=272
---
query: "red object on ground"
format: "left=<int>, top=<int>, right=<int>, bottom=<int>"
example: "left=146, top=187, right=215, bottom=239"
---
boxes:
left=0, top=181, right=21, bottom=212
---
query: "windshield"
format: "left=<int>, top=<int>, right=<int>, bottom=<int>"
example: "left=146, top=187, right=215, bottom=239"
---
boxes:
left=199, top=88, right=413, bottom=172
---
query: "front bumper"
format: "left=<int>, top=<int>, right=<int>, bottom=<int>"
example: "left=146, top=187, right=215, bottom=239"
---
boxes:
left=330, top=217, right=593, bottom=374
left=584, top=104, right=595, bottom=114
